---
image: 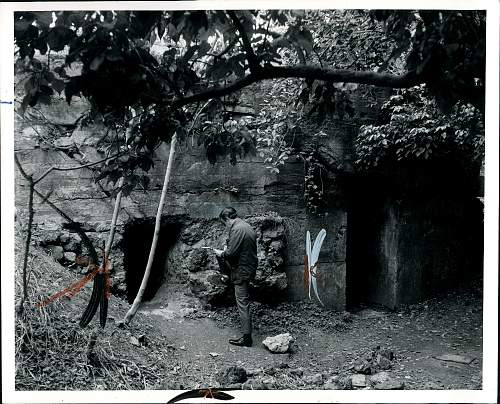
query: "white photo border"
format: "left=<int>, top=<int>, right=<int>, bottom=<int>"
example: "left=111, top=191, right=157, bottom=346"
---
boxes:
left=1, top=1, right=498, bottom=403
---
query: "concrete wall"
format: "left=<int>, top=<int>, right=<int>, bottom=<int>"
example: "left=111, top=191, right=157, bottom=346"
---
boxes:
left=14, top=90, right=354, bottom=310
left=347, top=163, right=483, bottom=309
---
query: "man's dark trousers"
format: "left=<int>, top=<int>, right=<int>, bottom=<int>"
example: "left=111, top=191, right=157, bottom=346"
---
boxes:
left=217, top=256, right=251, bottom=335
left=233, top=281, right=251, bottom=334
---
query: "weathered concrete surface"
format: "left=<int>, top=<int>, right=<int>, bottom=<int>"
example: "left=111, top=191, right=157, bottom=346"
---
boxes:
left=368, top=204, right=399, bottom=308
left=14, top=88, right=353, bottom=310
left=347, top=162, right=483, bottom=309
left=284, top=211, right=347, bottom=310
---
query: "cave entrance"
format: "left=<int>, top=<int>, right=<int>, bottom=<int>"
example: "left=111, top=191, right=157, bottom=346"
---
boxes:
left=122, top=218, right=183, bottom=303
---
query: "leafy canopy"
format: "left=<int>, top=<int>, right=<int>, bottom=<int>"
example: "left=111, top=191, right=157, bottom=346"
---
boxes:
left=14, top=9, right=486, bottom=193
left=355, top=84, right=484, bottom=171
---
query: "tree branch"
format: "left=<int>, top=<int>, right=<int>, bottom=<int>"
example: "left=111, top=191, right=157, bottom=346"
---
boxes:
left=15, top=154, right=99, bottom=265
left=171, top=64, right=424, bottom=109
left=33, top=151, right=125, bottom=185
left=255, top=27, right=281, bottom=39
left=261, top=13, right=272, bottom=51
left=172, top=74, right=260, bottom=108
left=208, top=37, right=239, bottom=59
left=227, top=10, right=260, bottom=73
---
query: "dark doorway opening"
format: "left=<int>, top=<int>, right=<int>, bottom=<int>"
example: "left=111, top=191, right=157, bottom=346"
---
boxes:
left=122, top=218, right=183, bottom=303
left=346, top=194, right=385, bottom=310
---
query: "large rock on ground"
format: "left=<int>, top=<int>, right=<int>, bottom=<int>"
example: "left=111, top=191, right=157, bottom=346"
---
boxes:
left=187, top=270, right=229, bottom=303
left=262, top=333, right=294, bottom=353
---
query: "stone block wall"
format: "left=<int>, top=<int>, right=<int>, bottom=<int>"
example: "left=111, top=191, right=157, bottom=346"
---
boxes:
left=14, top=91, right=355, bottom=310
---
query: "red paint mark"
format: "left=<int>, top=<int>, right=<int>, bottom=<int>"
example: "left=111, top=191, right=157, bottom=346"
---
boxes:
left=304, top=255, right=309, bottom=292
left=37, top=249, right=112, bottom=308
left=36, top=265, right=99, bottom=308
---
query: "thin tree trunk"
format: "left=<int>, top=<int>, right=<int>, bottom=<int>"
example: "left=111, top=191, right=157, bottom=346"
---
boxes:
left=83, top=178, right=125, bottom=358
left=105, top=177, right=124, bottom=259
left=123, top=134, right=177, bottom=325
left=16, top=179, right=34, bottom=316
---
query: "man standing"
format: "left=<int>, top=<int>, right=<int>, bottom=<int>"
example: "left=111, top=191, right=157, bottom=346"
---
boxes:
left=215, top=207, right=257, bottom=347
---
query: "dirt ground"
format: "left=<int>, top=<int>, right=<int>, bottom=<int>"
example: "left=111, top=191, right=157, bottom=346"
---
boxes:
left=138, top=278, right=483, bottom=390
left=15, top=237, right=483, bottom=391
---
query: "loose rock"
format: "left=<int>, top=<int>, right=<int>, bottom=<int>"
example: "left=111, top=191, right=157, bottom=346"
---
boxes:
left=242, top=379, right=266, bottom=390
left=323, top=375, right=341, bottom=389
left=262, top=333, right=294, bottom=353
left=289, top=367, right=304, bottom=377
left=261, top=376, right=276, bottom=389
left=216, top=366, right=248, bottom=385
left=369, top=371, right=390, bottom=384
left=264, top=367, right=276, bottom=376
left=374, top=379, right=404, bottom=390
left=422, top=381, right=443, bottom=389
left=379, top=349, right=395, bottom=361
left=246, top=368, right=264, bottom=377
left=351, top=374, right=367, bottom=387
left=130, top=336, right=141, bottom=347
left=304, top=373, right=324, bottom=386
left=354, top=358, right=373, bottom=374
left=64, top=252, right=76, bottom=262
left=188, top=270, right=230, bottom=303
left=376, top=354, right=392, bottom=370
left=338, top=376, right=353, bottom=390
left=59, top=233, right=70, bottom=244
left=49, top=245, right=64, bottom=261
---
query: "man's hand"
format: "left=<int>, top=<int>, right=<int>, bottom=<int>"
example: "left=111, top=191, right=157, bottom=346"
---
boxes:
left=213, top=248, right=224, bottom=257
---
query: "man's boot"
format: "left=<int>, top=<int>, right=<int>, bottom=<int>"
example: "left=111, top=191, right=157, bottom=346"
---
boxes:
left=229, top=334, right=252, bottom=347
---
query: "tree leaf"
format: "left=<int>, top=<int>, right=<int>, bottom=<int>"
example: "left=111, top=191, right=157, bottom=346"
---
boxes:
left=33, top=11, right=53, bottom=30
left=157, top=19, right=166, bottom=39
left=90, top=54, right=106, bottom=71
left=47, top=26, right=75, bottom=51
left=64, top=77, right=81, bottom=104
left=51, top=78, right=65, bottom=94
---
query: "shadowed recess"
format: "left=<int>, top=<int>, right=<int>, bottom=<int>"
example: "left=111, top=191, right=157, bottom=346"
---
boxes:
left=122, top=218, right=183, bottom=303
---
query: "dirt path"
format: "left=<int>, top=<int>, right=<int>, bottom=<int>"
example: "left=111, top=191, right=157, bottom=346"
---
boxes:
left=136, top=280, right=483, bottom=390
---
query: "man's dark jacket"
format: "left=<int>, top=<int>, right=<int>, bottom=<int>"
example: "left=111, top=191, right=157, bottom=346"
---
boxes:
left=222, top=218, right=258, bottom=284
